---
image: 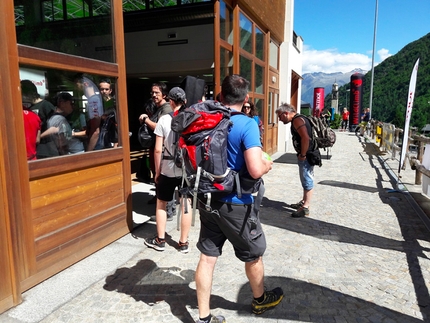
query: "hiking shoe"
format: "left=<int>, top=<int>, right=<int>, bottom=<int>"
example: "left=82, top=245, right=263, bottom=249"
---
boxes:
left=178, top=241, right=189, bottom=254
left=291, top=206, right=310, bottom=218
left=289, top=200, right=304, bottom=209
left=144, top=237, right=165, bottom=251
left=252, top=287, right=284, bottom=315
left=195, top=315, right=226, bottom=323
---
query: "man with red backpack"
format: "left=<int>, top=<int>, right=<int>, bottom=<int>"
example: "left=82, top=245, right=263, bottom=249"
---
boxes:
left=193, top=75, right=283, bottom=323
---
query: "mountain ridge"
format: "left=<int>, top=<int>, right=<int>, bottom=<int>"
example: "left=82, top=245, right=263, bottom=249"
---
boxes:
left=301, top=68, right=367, bottom=106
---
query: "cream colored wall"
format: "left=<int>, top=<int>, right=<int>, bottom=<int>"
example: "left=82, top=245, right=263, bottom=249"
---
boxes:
left=278, top=0, right=303, bottom=153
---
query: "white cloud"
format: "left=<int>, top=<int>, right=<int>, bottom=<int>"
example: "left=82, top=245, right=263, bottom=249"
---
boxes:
left=301, top=45, right=392, bottom=74
left=377, top=48, right=392, bottom=61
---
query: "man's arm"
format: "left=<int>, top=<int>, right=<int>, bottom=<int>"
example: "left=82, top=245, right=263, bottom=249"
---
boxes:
left=154, top=135, right=163, bottom=183
left=244, top=146, right=273, bottom=179
left=292, top=117, right=311, bottom=157
left=139, top=113, right=157, bottom=131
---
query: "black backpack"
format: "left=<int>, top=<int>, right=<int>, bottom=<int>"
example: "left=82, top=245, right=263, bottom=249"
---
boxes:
left=138, top=123, right=155, bottom=149
left=95, top=110, right=117, bottom=150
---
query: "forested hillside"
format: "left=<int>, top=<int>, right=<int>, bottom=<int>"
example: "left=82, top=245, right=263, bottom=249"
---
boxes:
left=326, top=32, right=430, bottom=129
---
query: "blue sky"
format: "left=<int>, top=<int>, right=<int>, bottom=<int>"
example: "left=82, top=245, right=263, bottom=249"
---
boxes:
left=294, top=0, right=430, bottom=74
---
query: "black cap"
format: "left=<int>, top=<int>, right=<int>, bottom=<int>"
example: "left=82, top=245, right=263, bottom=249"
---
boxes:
left=167, top=87, right=186, bottom=102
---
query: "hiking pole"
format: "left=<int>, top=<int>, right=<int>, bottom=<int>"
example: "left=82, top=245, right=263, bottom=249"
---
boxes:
left=191, top=167, right=202, bottom=226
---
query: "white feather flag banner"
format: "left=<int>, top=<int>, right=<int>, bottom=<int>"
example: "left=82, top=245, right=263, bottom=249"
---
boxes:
left=399, top=58, right=420, bottom=174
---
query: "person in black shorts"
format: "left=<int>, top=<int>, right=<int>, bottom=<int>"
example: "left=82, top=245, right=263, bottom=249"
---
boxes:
left=144, top=87, right=191, bottom=254
left=194, top=75, right=283, bottom=323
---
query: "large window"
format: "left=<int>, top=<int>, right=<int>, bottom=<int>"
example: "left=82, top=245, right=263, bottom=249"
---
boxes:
left=20, top=65, right=119, bottom=161
left=15, top=0, right=113, bottom=62
left=238, top=10, right=266, bottom=124
left=220, top=48, right=233, bottom=84
left=220, top=0, right=233, bottom=45
left=239, top=13, right=252, bottom=53
left=269, top=40, right=279, bottom=69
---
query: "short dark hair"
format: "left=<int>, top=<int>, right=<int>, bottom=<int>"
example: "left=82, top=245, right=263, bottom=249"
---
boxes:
left=55, top=92, right=74, bottom=106
left=221, top=74, right=249, bottom=105
left=152, top=82, right=168, bottom=98
left=21, top=80, right=40, bottom=101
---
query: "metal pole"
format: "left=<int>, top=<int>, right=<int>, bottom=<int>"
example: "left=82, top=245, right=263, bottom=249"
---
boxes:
left=369, top=0, right=378, bottom=120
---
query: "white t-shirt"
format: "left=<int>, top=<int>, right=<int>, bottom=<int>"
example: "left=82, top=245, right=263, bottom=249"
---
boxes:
left=154, top=114, right=182, bottom=178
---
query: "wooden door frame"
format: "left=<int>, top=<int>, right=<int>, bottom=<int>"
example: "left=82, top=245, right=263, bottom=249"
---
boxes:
left=0, top=0, right=131, bottom=312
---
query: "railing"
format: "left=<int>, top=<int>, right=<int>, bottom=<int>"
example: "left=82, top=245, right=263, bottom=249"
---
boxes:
left=365, top=120, right=430, bottom=185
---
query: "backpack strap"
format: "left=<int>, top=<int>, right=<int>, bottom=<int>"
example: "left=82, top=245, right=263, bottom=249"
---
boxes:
left=162, top=112, right=179, bottom=160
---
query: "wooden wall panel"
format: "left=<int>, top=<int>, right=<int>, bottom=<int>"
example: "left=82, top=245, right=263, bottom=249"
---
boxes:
left=30, top=162, right=123, bottom=198
left=35, top=201, right=125, bottom=256
left=238, top=0, right=286, bottom=43
left=34, top=189, right=124, bottom=238
left=24, top=160, right=127, bottom=290
left=0, top=127, right=15, bottom=312
left=21, top=210, right=128, bottom=291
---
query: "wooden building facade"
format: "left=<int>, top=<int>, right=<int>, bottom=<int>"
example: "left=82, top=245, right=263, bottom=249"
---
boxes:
left=0, top=0, right=299, bottom=313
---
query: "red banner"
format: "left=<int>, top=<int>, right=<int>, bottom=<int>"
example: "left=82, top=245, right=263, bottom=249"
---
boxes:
left=313, top=87, right=324, bottom=117
left=350, top=73, right=363, bottom=127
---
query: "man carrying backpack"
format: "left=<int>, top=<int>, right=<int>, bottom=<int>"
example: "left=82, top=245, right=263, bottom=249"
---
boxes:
left=194, top=75, right=283, bottom=323
left=276, top=103, right=315, bottom=218
left=144, top=87, right=191, bottom=253
left=139, top=82, right=176, bottom=220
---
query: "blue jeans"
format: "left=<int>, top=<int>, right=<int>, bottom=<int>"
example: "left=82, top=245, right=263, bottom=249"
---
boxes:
left=298, top=159, right=314, bottom=191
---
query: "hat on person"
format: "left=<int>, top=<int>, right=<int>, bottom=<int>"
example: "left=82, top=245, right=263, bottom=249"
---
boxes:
left=167, top=87, right=186, bottom=103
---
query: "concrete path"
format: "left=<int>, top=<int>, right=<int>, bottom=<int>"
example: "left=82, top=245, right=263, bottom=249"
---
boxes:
left=2, top=131, right=430, bottom=323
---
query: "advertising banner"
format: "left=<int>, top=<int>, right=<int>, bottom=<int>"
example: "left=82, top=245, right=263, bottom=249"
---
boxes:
left=399, top=58, right=420, bottom=173
left=313, top=87, right=324, bottom=117
left=349, top=73, right=363, bottom=130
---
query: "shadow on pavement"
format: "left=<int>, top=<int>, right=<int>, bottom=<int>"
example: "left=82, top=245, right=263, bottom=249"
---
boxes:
left=237, top=276, right=425, bottom=322
left=103, top=259, right=243, bottom=323
left=103, top=258, right=425, bottom=322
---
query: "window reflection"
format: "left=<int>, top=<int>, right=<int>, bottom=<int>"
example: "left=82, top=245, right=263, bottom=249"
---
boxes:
left=20, top=66, right=118, bottom=161
left=268, top=92, right=273, bottom=124
left=269, top=40, right=279, bottom=69
left=220, top=48, right=233, bottom=84
left=254, top=99, right=264, bottom=124
left=220, top=0, right=233, bottom=45
left=239, top=13, right=252, bottom=53
left=14, top=0, right=113, bottom=62
left=239, top=55, right=252, bottom=87
left=255, top=64, right=264, bottom=94
left=255, top=27, right=264, bottom=60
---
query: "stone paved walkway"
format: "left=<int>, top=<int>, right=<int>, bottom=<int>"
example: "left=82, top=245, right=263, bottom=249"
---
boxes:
left=2, top=131, right=430, bottom=323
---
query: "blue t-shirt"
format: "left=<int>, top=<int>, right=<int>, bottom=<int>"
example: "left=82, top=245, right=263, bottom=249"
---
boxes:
left=220, top=113, right=262, bottom=204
